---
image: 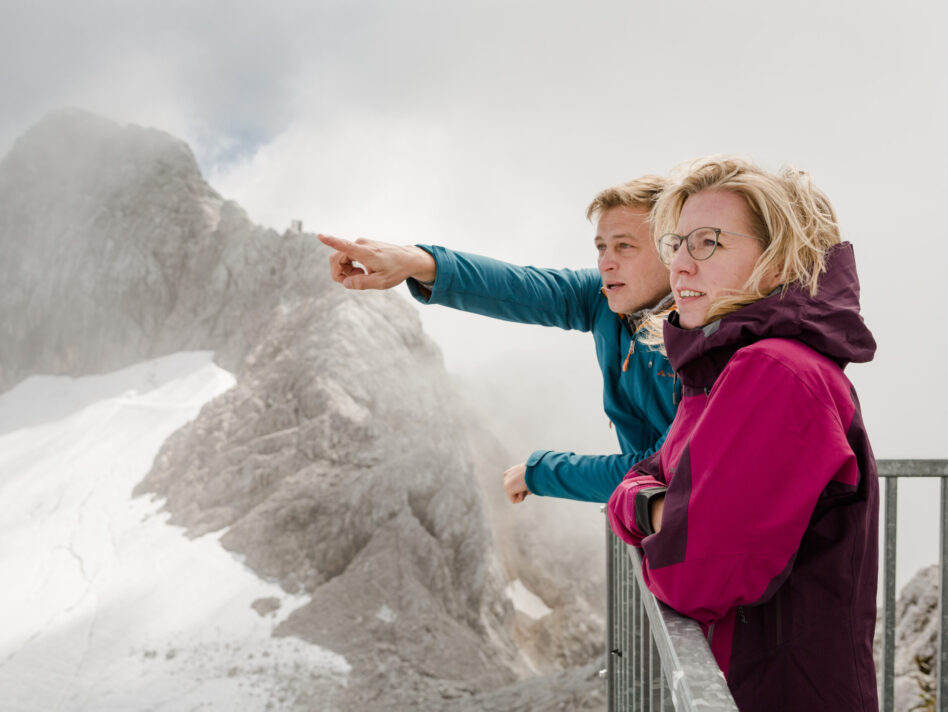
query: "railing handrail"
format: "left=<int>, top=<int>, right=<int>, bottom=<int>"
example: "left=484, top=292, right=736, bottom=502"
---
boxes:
left=876, top=459, right=948, bottom=477
left=627, top=546, right=739, bottom=710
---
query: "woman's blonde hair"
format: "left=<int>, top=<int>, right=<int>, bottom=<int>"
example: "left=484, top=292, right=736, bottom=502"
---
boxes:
left=653, top=156, right=841, bottom=324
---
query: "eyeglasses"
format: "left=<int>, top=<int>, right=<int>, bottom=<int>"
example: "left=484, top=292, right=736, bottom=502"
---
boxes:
left=657, top=227, right=763, bottom=265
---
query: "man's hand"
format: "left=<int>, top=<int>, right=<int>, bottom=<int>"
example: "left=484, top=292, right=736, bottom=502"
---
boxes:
left=503, top=462, right=530, bottom=504
left=317, top=234, right=437, bottom=290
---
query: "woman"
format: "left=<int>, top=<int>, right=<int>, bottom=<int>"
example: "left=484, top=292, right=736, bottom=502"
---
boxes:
left=607, top=157, right=878, bottom=711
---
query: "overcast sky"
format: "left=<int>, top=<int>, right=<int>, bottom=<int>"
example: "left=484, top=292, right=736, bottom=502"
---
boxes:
left=3, top=0, right=946, bottom=579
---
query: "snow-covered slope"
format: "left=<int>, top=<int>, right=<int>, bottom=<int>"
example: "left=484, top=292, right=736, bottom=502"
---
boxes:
left=0, top=353, right=350, bottom=711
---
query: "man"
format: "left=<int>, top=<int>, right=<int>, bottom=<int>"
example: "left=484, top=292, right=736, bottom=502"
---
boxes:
left=318, top=176, right=679, bottom=504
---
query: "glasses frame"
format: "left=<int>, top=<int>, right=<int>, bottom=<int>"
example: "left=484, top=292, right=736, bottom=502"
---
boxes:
left=658, top=227, right=763, bottom=265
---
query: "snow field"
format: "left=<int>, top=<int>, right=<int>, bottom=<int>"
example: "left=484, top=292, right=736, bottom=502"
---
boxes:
left=0, top=353, right=349, bottom=711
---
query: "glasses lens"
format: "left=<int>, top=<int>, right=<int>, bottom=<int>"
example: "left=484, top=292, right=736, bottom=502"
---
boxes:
left=658, top=234, right=679, bottom=265
left=689, top=228, right=718, bottom=261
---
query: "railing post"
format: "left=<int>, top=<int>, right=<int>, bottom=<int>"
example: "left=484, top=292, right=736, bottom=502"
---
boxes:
left=631, top=558, right=641, bottom=710
left=939, top=477, right=948, bottom=712
left=605, top=514, right=616, bottom=712
left=881, top=477, right=897, bottom=712
left=620, top=531, right=630, bottom=711
left=638, top=586, right=648, bottom=710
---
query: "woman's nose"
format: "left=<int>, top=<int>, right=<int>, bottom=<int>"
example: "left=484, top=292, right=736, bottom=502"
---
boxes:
left=670, top=244, right=696, bottom=274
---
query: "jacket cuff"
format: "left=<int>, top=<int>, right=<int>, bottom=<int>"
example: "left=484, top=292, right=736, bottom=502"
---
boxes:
left=406, top=244, right=455, bottom=304
left=405, top=244, right=437, bottom=303
left=607, top=475, right=667, bottom=546
left=523, top=450, right=547, bottom=495
left=634, top=486, right=668, bottom=537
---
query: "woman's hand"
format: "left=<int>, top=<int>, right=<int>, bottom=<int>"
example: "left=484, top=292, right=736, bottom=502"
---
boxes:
left=650, top=495, right=665, bottom=534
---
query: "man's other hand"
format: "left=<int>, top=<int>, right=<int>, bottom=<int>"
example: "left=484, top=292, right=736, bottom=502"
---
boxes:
left=503, top=462, right=530, bottom=504
left=318, top=234, right=437, bottom=290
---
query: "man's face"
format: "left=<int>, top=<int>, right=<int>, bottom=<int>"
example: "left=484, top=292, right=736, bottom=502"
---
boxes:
left=595, top=206, right=670, bottom=315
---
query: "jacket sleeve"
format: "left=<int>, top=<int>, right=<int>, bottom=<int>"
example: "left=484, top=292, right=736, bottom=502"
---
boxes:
left=525, top=423, right=671, bottom=503
left=619, top=348, right=856, bottom=626
left=406, top=244, right=601, bottom=332
left=605, top=448, right=668, bottom=542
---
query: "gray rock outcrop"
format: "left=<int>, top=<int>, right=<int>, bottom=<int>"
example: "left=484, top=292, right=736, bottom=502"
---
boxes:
left=876, top=565, right=938, bottom=712
left=0, top=109, right=605, bottom=710
left=135, top=284, right=523, bottom=707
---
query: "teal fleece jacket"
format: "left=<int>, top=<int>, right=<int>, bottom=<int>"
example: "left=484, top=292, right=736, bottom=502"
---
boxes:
left=407, top=245, right=680, bottom=503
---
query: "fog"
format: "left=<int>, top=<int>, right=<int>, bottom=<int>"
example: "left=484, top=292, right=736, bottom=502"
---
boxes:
left=2, top=0, right=946, bottom=590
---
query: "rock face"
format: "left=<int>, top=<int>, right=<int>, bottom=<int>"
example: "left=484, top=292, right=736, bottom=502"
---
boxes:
left=0, top=109, right=605, bottom=709
left=0, top=108, right=293, bottom=391
left=876, top=565, right=939, bottom=712
left=135, top=286, right=523, bottom=707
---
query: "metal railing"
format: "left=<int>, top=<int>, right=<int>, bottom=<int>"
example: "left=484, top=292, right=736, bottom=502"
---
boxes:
left=604, top=519, right=738, bottom=711
left=878, top=459, right=948, bottom=712
left=604, top=458, right=948, bottom=712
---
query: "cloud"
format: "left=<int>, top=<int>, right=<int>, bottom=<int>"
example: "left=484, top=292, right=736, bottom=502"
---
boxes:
left=1, top=0, right=946, bottom=488
left=1, top=1, right=313, bottom=157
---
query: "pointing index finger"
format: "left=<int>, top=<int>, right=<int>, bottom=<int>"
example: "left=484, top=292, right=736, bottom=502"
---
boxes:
left=317, top=233, right=347, bottom=250
left=317, top=233, right=370, bottom=260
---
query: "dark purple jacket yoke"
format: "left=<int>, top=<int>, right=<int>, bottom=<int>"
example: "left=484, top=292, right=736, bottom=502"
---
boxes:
left=607, top=243, right=879, bottom=712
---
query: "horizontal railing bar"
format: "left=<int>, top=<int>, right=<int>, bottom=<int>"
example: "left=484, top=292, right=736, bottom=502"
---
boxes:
left=876, top=459, right=948, bottom=477
left=627, top=547, right=740, bottom=711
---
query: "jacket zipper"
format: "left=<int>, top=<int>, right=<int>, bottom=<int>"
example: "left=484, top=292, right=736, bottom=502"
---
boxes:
left=622, top=336, right=635, bottom=372
left=775, top=596, right=782, bottom=645
left=621, top=315, right=637, bottom=372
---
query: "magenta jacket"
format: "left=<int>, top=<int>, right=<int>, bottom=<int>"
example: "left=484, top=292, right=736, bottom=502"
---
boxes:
left=607, top=243, right=878, bottom=711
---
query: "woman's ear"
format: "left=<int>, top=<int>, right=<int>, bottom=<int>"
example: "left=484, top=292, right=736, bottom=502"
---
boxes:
left=761, top=271, right=781, bottom=294
left=753, top=258, right=783, bottom=296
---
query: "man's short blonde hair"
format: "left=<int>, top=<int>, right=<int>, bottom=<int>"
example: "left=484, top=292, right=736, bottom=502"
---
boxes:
left=586, top=175, right=668, bottom=222
left=652, top=156, right=840, bottom=322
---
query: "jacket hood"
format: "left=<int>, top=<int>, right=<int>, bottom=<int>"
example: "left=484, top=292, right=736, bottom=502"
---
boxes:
left=664, top=242, right=876, bottom=389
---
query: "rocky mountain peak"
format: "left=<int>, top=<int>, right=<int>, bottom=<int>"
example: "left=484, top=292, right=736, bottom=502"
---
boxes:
left=0, top=110, right=607, bottom=710
left=0, top=108, right=284, bottom=390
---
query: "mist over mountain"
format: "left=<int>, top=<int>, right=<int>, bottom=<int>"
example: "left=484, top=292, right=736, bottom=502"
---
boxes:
left=0, top=108, right=306, bottom=390
left=0, top=109, right=605, bottom=710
